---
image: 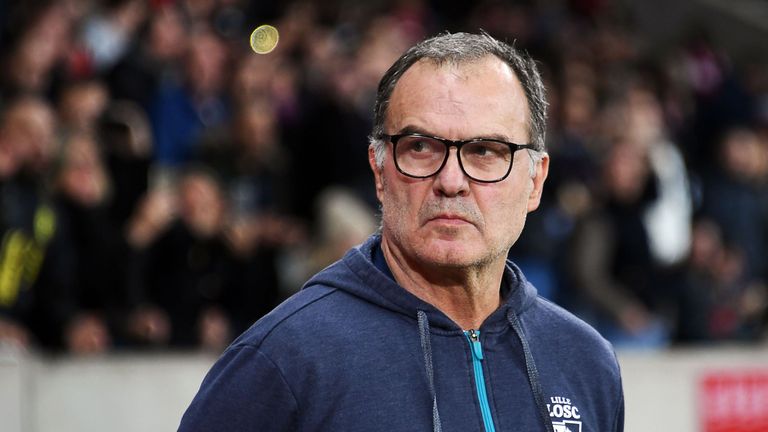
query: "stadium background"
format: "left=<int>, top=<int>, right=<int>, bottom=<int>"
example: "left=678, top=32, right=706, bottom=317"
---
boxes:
left=1, top=0, right=767, bottom=430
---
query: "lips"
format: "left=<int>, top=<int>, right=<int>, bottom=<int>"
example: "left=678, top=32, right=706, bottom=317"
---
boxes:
left=424, top=212, right=480, bottom=229
left=428, top=214, right=472, bottom=224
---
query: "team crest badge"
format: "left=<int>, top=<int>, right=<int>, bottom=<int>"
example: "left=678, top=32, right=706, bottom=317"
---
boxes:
left=548, top=396, right=582, bottom=432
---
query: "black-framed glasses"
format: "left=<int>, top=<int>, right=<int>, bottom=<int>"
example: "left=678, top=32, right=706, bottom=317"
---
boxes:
left=382, top=133, right=536, bottom=183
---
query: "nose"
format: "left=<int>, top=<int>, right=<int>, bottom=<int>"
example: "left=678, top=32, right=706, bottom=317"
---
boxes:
left=433, top=147, right=469, bottom=197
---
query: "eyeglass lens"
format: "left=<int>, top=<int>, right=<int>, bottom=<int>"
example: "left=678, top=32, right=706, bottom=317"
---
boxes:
left=394, top=135, right=513, bottom=182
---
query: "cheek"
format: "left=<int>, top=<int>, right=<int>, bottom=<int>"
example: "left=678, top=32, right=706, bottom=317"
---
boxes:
left=479, top=184, right=530, bottom=235
left=381, top=181, right=411, bottom=217
left=380, top=177, right=429, bottom=230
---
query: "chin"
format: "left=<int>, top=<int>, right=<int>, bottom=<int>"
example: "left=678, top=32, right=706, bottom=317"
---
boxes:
left=416, top=239, right=490, bottom=268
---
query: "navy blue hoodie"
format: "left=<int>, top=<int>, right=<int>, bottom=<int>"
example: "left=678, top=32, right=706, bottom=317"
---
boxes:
left=179, top=235, right=624, bottom=431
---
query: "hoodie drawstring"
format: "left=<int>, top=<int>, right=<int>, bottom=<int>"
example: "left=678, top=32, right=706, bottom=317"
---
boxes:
left=417, top=310, right=443, bottom=432
left=417, top=309, right=554, bottom=432
left=507, top=310, right=556, bottom=432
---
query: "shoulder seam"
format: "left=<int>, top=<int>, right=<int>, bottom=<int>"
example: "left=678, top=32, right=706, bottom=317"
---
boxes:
left=612, top=350, right=625, bottom=431
left=232, top=287, right=340, bottom=350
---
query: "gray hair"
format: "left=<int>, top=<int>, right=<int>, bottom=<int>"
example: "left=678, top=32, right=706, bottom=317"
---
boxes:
left=368, top=32, right=548, bottom=172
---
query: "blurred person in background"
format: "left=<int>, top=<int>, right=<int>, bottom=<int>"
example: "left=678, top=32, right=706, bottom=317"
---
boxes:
left=689, top=126, right=768, bottom=340
left=618, top=82, right=692, bottom=268
left=124, top=167, right=231, bottom=350
left=227, top=50, right=304, bottom=213
left=98, top=100, right=153, bottom=229
left=676, top=29, right=755, bottom=173
left=122, top=172, right=178, bottom=347
left=200, top=99, right=290, bottom=219
left=566, top=77, right=693, bottom=349
left=672, top=217, right=768, bottom=342
left=281, top=23, right=352, bottom=221
left=568, top=139, right=672, bottom=349
left=106, top=1, right=188, bottom=110
left=77, top=0, right=147, bottom=73
left=229, top=54, right=293, bottom=112
left=149, top=26, right=230, bottom=170
left=0, top=0, right=75, bottom=99
left=52, top=131, right=126, bottom=353
left=55, top=78, right=110, bottom=133
left=700, top=126, right=768, bottom=284
left=124, top=166, right=280, bottom=350
left=0, top=96, right=87, bottom=352
left=673, top=217, right=724, bottom=341
left=198, top=99, right=305, bottom=330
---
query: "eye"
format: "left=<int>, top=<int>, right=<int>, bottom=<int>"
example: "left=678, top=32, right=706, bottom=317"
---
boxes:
left=399, top=136, right=441, bottom=155
left=469, top=145, right=490, bottom=156
left=464, top=141, right=509, bottom=159
left=410, top=139, right=429, bottom=152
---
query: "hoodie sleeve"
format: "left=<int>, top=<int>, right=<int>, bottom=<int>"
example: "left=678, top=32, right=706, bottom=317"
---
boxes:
left=178, top=344, right=298, bottom=431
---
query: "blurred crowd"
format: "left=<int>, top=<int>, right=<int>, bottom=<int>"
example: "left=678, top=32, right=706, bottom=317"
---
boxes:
left=0, top=0, right=767, bottom=354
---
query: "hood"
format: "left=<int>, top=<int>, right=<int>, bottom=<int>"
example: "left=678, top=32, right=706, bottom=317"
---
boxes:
left=302, top=234, right=540, bottom=332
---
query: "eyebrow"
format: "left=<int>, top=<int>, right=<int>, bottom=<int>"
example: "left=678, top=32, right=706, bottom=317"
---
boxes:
left=395, top=124, right=513, bottom=143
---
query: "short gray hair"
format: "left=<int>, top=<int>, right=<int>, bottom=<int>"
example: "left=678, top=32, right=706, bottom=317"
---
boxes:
left=368, top=32, right=548, bottom=168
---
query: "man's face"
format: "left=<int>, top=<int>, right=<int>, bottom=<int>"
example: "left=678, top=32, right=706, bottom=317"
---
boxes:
left=370, top=56, right=548, bottom=270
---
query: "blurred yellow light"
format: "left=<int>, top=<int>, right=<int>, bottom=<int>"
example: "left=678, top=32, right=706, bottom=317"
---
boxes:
left=250, top=25, right=279, bottom=54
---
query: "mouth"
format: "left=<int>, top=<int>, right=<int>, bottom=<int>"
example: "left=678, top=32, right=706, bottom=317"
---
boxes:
left=427, top=214, right=474, bottom=226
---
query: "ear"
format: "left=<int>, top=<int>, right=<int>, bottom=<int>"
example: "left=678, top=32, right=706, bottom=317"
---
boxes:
left=368, top=145, right=385, bottom=202
left=527, top=152, right=549, bottom=212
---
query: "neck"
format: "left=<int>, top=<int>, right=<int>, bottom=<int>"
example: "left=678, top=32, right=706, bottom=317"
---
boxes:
left=381, top=236, right=505, bottom=330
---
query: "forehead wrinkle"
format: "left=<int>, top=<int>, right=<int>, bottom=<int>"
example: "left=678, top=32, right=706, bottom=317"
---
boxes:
left=428, top=96, right=467, bottom=117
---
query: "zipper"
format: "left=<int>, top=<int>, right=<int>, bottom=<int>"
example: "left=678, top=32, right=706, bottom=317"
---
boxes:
left=465, top=329, right=496, bottom=432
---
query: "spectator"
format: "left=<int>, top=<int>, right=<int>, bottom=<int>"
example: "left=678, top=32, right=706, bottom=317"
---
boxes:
left=149, top=27, right=229, bottom=169
left=78, top=0, right=147, bottom=73
left=53, top=132, right=124, bottom=353
left=700, top=127, right=768, bottom=281
left=200, top=100, right=289, bottom=216
left=106, top=1, right=188, bottom=109
left=126, top=168, right=246, bottom=350
left=98, top=100, right=153, bottom=228
left=56, top=78, right=110, bottom=133
left=672, top=217, right=768, bottom=342
left=0, top=96, right=76, bottom=351
left=568, top=139, right=672, bottom=348
left=611, top=82, right=693, bottom=267
left=0, top=1, right=74, bottom=98
left=198, top=101, right=305, bottom=326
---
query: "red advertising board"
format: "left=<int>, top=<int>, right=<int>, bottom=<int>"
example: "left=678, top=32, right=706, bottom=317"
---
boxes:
left=700, top=370, right=768, bottom=432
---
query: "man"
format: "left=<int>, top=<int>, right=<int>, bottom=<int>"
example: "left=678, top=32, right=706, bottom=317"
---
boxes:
left=179, top=32, right=624, bottom=432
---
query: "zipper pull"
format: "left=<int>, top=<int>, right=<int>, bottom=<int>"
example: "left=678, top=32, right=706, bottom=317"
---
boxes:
left=466, top=329, right=484, bottom=360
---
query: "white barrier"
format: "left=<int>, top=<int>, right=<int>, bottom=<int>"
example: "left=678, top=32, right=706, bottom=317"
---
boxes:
left=619, top=347, right=768, bottom=431
left=1, top=346, right=767, bottom=431
left=0, top=348, right=25, bottom=432
left=0, top=348, right=216, bottom=432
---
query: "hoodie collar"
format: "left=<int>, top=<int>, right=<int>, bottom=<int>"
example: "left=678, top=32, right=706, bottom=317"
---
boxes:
left=303, top=234, right=539, bottom=333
